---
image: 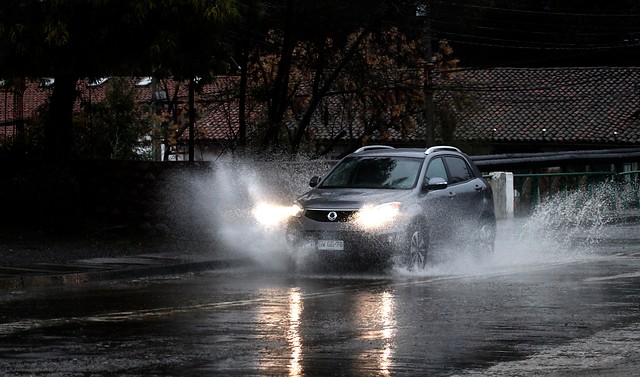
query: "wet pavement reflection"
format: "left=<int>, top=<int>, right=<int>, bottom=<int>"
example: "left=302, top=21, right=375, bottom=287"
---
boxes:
left=1, top=221, right=640, bottom=375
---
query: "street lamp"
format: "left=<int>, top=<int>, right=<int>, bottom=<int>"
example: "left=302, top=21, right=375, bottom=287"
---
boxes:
left=417, top=1, right=435, bottom=147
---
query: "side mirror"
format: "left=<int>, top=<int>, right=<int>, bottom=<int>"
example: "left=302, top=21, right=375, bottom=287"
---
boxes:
left=309, top=176, right=321, bottom=187
left=426, top=177, right=448, bottom=191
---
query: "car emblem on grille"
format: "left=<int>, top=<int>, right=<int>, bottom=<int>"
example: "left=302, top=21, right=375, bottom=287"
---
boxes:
left=327, top=211, right=338, bottom=221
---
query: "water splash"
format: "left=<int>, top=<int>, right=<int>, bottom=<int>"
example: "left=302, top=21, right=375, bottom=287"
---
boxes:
left=395, top=180, right=635, bottom=277
left=516, top=180, right=629, bottom=250
left=184, top=158, right=332, bottom=271
left=181, top=159, right=633, bottom=276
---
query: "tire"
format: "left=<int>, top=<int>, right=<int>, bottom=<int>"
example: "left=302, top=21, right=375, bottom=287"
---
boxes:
left=403, top=221, right=429, bottom=270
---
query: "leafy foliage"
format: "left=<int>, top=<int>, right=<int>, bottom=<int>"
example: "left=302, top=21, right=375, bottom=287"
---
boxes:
left=73, top=78, right=155, bottom=160
left=0, top=0, right=237, bottom=160
left=230, top=0, right=427, bottom=155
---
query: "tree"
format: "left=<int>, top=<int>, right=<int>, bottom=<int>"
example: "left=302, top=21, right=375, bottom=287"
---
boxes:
left=0, top=0, right=237, bottom=161
left=329, top=28, right=427, bottom=150
left=231, top=0, right=423, bottom=155
left=226, top=0, right=268, bottom=151
left=74, top=78, right=155, bottom=160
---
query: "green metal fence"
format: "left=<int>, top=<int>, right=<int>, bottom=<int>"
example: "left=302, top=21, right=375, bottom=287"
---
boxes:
left=511, top=170, right=640, bottom=216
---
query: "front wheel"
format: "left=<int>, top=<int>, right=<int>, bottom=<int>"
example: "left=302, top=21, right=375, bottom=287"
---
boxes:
left=403, top=222, right=429, bottom=270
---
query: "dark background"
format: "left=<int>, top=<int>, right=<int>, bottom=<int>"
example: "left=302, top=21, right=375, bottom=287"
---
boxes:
left=428, top=0, right=640, bottom=67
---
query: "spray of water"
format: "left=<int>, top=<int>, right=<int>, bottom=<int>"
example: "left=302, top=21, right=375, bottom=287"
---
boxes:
left=180, top=158, right=333, bottom=271
left=179, top=159, right=631, bottom=277
left=395, top=180, right=632, bottom=278
left=515, top=180, right=629, bottom=251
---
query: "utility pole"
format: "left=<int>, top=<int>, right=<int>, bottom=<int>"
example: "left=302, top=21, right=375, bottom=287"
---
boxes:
left=13, top=79, right=25, bottom=156
left=418, top=1, right=435, bottom=147
left=188, top=77, right=195, bottom=162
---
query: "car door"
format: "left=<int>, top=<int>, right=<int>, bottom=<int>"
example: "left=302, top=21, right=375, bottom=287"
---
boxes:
left=422, top=156, right=453, bottom=237
left=442, top=155, right=485, bottom=221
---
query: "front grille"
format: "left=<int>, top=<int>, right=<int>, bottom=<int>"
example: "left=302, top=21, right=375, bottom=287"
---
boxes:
left=304, top=209, right=356, bottom=222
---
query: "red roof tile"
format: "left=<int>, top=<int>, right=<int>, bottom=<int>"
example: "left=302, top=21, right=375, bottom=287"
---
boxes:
left=2, top=68, right=639, bottom=148
left=440, top=67, right=640, bottom=145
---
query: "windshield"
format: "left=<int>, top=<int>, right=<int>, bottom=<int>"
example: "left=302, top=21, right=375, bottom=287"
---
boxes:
left=319, top=156, right=423, bottom=189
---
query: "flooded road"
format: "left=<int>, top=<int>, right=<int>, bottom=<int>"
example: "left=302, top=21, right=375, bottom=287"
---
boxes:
left=1, top=220, right=640, bottom=376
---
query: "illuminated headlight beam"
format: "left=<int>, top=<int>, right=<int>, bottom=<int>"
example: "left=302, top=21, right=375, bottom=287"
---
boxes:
left=354, top=202, right=402, bottom=230
left=252, top=203, right=303, bottom=226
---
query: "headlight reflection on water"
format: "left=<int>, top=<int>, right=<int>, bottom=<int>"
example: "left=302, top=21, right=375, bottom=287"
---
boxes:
left=355, top=290, right=397, bottom=375
left=256, top=287, right=304, bottom=376
left=256, top=288, right=396, bottom=376
left=288, top=288, right=303, bottom=377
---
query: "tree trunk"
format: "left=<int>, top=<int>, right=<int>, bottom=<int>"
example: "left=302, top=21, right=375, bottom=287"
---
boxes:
left=238, top=50, right=248, bottom=150
left=188, top=78, right=195, bottom=162
left=45, top=75, right=77, bottom=161
left=12, top=79, right=25, bottom=157
left=262, top=0, right=295, bottom=149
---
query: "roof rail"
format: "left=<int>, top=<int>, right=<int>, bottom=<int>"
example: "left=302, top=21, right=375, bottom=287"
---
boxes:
left=354, top=145, right=395, bottom=153
left=425, top=145, right=462, bottom=155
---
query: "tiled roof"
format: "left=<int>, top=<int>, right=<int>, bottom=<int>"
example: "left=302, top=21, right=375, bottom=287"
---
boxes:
left=194, top=77, right=253, bottom=141
left=1, top=78, right=156, bottom=125
left=0, top=79, right=52, bottom=123
left=2, top=68, right=639, bottom=148
left=0, top=77, right=240, bottom=142
left=0, top=79, right=53, bottom=141
left=440, top=67, right=640, bottom=145
left=306, top=67, right=640, bottom=146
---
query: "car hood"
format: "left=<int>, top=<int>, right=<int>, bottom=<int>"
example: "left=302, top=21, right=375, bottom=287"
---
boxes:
left=295, top=188, right=412, bottom=210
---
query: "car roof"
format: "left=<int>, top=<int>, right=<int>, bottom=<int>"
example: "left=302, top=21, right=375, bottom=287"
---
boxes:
left=349, top=145, right=465, bottom=159
left=347, top=145, right=482, bottom=177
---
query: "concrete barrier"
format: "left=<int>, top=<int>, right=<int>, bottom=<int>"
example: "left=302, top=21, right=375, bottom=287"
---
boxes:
left=490, top=172, right=514, bottom=219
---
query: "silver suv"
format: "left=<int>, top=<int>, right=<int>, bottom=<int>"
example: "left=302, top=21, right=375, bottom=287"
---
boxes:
left=285, top=145, right=496, bottom=269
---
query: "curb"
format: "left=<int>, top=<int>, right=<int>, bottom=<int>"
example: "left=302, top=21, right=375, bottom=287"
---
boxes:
left=0, top=259, right=245, bottom=291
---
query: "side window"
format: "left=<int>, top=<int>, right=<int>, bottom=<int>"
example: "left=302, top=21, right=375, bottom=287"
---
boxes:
left=444, top=156, right=472, bottom=184
left=425, top=157, right=447, bottom=181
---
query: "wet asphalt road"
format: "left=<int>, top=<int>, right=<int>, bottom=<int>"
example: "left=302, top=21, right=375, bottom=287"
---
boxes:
left=1, top=220, right=640, bottom=376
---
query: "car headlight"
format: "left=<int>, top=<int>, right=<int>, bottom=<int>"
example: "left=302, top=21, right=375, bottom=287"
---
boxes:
left=354, top=202, right=402, bottom=230
left=252, top=202, right=303, bottom=226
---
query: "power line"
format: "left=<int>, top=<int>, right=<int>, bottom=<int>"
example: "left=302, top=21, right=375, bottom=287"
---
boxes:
left=427, top=1, right=640, bottom=52
left=432, top=0, right=640, bottom=17
left=434, top=32, right=640, bottom=50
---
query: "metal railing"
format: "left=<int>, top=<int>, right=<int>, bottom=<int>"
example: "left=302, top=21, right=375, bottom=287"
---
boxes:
left=510, top=170, right=640, bottom=215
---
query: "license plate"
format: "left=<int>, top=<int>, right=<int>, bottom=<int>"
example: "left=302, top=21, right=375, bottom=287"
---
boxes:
left=317, top=240, right=344, bottom=251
